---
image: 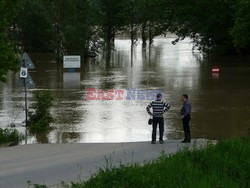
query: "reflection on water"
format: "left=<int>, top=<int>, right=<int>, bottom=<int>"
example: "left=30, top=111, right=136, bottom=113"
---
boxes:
left=63, top=72, right=81, bottom=89
left=212, top=72, right=220, bottom=80
left=0, top=37, right=250, bottom=144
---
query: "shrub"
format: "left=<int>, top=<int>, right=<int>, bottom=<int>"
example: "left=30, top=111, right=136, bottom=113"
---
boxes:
left=27, top=90, right=54, bottom=134
left=0, top=128, right=21, bottom=145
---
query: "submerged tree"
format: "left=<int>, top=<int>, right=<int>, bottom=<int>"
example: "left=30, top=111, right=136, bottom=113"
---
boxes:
left=3, top=0, right=250, bottom=61
left=27, top=90, right=54, bottom=134
left=160, top=0, right=236, bottom=53
left=136, top=0, right=163, bottom=47
left=60, top=0, right=99, bottom=56
left=95, top=0, right=128, bottom=50
left=13, top=0, right=102, bottom=58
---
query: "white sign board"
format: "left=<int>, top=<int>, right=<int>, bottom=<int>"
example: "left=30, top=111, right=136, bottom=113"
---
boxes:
left=63, top=56, right=81, bottom=68
left=20, top=67, right=28, bottom=78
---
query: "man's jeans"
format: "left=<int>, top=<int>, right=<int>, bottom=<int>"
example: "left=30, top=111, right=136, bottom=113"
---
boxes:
left=182, top=114, right=191, bottom=141
left=152, top=117, right=164, bottom=141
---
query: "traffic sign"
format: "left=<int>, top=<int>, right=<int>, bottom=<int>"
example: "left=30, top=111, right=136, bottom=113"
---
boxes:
left=20, top=67, right=28, bottom=78
left=17, top=73, right=36, bottom=88
left=63, top=56, right=81, bottom=68
left=20, top=52, right=35, bottom=69
left=17, top=52, right=36, bottom=144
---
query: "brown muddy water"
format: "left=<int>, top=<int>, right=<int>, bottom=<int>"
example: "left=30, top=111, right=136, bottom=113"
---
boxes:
left=0, top=37, right=250, bottom=144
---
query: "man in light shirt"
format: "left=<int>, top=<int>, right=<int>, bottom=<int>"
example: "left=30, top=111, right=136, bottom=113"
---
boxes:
left=146, top=93, right=170, bottom=144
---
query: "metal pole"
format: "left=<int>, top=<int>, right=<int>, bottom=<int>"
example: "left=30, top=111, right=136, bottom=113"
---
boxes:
left=24, top=77, right=28, bottom=144
left=22, top=59, right=28, bottom=144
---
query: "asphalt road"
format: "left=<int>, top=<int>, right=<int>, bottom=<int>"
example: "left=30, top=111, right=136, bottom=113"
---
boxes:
left=0, top=139, right=207, bottom=188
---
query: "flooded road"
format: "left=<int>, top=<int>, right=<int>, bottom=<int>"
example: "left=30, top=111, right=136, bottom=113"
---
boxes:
left=0, top=37, right=250, bottom=144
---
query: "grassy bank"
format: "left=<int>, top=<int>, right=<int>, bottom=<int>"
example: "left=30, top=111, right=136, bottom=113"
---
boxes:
left=69, top=138, right=250, bottom=188
left=0, top=128, right=21, bottom=146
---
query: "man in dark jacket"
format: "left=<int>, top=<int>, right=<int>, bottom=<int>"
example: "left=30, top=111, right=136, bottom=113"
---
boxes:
left=146, top=93, right=170, bottom=144
left=180, top=94, right=191, bottom=143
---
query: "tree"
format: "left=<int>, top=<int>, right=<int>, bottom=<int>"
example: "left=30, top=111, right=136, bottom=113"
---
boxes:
left=160, top=0, right=235, bottom=53
left=15, top=0, right=54, bottom=53
left=0, top=0, right=19, bottom=82
left=231, top=0, right=250, bottom=52
left=95, top=0, right=128, bottom=49
left=4, top=0, right=250, bottom=57
left=60, top=0, right=97, bottom=56
left=27, top=90, right=54, bottom=134
left=135, top=0, right=164, bottom=47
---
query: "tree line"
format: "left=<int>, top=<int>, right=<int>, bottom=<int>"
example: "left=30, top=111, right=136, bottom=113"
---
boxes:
left=1, top=0, right=250, bottom=80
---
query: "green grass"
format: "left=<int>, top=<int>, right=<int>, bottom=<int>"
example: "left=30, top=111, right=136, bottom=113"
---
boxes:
left=0, top=128, right=21, bottom=146
left=70, top=138, right=250, bottom=188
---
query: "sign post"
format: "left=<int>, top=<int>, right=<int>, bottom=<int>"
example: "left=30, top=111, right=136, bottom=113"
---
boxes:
left=18, top=53, right=35, bottom=144
left=24, top=69, right=28, bottom=144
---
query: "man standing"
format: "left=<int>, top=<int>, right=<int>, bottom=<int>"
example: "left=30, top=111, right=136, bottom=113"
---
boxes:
left=180, top=94, right=191, bottom=143
left=146, top=93, right=170, bottom=144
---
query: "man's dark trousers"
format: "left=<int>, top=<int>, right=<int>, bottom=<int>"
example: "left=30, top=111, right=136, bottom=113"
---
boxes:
left=182, top=114, right=191, bottom=141
left=152, top=117, right=164, bottom=141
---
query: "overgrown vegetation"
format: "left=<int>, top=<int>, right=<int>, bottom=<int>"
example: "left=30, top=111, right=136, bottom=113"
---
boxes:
left=71, top=138, right=250, bottom=188
left=0, top=128, right=22, bottom=146
left=1, top=0, right=250, bottom=81
left=0, top=0, right=19, bottom=82
left=27, top=90, right=54, bottom=134
left=2, top=0, right=250, bottom=58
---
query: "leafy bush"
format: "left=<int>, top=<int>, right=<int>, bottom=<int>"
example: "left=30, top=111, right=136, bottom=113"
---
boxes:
left=27, top=90, right=54, bottom=134
left=0, top=128, right=21, bottom=145
left=27, top=180, right=48, bottom=188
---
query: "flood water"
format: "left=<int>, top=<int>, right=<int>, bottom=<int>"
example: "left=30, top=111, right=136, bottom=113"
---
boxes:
left=1, top=37, right=250, bottom=144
